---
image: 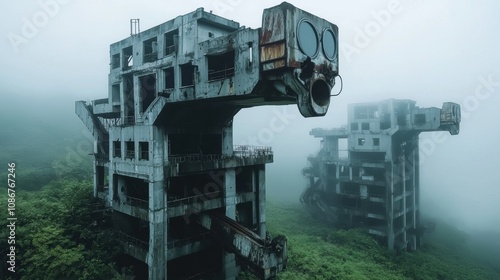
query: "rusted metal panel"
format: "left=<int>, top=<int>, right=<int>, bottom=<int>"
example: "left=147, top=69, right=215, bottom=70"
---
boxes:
left=260, top=8, right=285, bottom=45
left=260, top=42, right=286, bottom=62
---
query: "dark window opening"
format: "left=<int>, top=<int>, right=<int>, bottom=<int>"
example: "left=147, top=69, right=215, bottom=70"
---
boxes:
left=358, top=138, right=365, bottom=146
left=111, top=53, right=120, bottom=69
left=143, top=37, right=158, bottom=63
left=164, top=29, right=178, bottom=56
left=338, top=138, right=348, bottom=159
left=123, top=74, right=135, bottom=125
left=397, top=114, right=406, bottom=126
left=122, top=46, right=133, bottom=70
left=415, top=113, right=426, bottom=125
left=380, top=115, right=391, bottom=130
left=164, top=67, right=174, bottom=89
left=96, top=166, right=105, bottom=191
left=169, top=133, right=221, bottom=156
left=125, top=176, right=149, bottom=203
left=236, top=201, right=253, bottom=228
left=350, top=151, right=385, bottom=162
left=373, top=138, right=380, bottom=146
left=236, top=167, right=253, bottom=194
left=167, top=248, right=221, bottom=279
left=126, top=141, right=134, bottom=159
left=180, top=63, right=195, bottom=87
left=113, top=141, right=121, bottom=158
left=395, top=103, right=408, bottom=126
left=351, top=122, right=358, bottom=131
left=207, top=50, right=235, bottom=81
left=139, top=74, right=156, bottom=112
left=168, top=173, right=223, bottom=201
left=114, top=175, right=149, bottom=209
left=361, top=123, right=370, bottom=130
left=139, top=142, right=149, bottom=161
left=112, top=84, right=120, bottom=104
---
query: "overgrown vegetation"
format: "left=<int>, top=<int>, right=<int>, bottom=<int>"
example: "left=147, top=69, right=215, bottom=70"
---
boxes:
left=239, top=203, right=500, bottom=280
left=0, top=100, right=121, bottom=279
left=0, top=180, right=123, bottom=279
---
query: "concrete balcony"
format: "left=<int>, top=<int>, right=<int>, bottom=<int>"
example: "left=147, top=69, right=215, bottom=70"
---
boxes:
left=167, top=193, right=224, bottom=219
left=167, top=233, right=213, bottom=261
left=113, top=197, right=149, bottom=221
left=166, top=146, right=273, bottom=176
left=167, top=191, right=256, bottom=218
left=92, top=98, right=120, bottom=118
left=119, top=233, right=149, bottom=263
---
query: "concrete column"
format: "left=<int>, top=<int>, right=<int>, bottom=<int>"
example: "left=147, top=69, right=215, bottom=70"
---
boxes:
left=93, top=160, right=98, bottom=198
left=148, top=179, right=165, bottom=280
left=148, top=126, right=167, bottom=280
left=222, top=122, right=233, bottom=156
left=108, top=170, right=114, bottom=207
left=413, top=138, right=420, bottom=249
left=402, top=150, right=407, bottom=249
left=224, top=168, right=237, bottom=279
left=387, top=163, right=395, bottom=251
left=257, top=166, right=266, bottom=238
left=335, top=165, right=340, bottom=194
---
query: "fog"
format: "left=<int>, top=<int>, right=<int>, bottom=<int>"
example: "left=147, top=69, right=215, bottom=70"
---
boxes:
left=2, top=0, right=499, bottom=256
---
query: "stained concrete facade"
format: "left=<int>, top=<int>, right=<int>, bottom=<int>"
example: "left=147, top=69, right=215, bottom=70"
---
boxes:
left=76, top=3, right=338, bottom=279
left=301, top=99, right=461, bottom=251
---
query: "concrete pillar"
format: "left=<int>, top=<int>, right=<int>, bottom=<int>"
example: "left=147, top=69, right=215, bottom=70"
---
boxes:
left=402, top=150, right=407, bottom=249
left=224, top=168, right=237, bottom=279
left=108, top=170, right=114, bottom=207
left=413, top=138, right=420, bottom=249
left=222, top=122, right=233, bottom=156
left=257, top=166, right=266, bottom=238
left=410, top=144, right=417, bottom=250
left=93, top=139, right=99, bottom=198
left=148, top=179, right=165, bottom=280
left=148, top=126, right=167, bottom=280
left=335, top=165, right=340, bottom=194
left=387, top=163, right=395, bottom=251
left=93, top=160, right=98, bottom=198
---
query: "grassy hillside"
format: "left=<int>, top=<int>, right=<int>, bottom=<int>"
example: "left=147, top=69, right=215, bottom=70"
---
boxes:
left=239, top=203, right=500, bottom=280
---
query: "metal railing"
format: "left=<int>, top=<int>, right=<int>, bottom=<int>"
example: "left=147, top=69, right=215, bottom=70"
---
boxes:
left=169, top=154, right=224, bottom=163
left=143, top=52, right=158, bottom=63
left=169, top=146, right=273, bottom=164
left=125, top=196, right=148, bottom=208
left=118, top=232, right=148, bottom=248
left=208, top=67, right=235, bottom=81
left=122, top=115, right=135, bottom=126
left=99, top=117, right=121, bottom=132
left=167, top=191, right=221, bottom=207
left=167, top=232, right=210, bottom=249
left=165, top=45, right=176, bottom=56
left=125, top=150, right=135, bottom=160
left=139, top=150, right=149, bottom=161
left=233, top=145, right=272, bottom=155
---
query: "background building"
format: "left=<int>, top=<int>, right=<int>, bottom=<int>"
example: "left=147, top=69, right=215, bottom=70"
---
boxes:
left=301, top=99, right=461, bottom=251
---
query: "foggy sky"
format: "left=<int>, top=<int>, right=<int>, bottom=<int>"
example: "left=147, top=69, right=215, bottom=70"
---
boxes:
left=1, top=0, right=499, bottom=233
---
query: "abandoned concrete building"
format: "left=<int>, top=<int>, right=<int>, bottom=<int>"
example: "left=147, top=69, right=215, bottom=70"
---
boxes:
left=75, top=2, right=339, bottom=279
left=301, top=99, right=461, bottom=251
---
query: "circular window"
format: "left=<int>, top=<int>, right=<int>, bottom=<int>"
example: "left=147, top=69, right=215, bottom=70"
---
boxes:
left=297, top=20, right=318, bottom=57
left=322, top=28, right=337, bottom=60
